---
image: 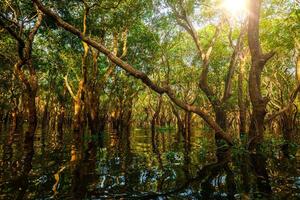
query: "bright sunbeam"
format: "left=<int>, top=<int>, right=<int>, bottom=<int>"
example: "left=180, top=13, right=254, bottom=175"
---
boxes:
left=222, top=0, right=247, bottom=17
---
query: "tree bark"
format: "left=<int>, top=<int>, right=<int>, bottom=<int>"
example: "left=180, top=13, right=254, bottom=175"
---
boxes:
left=25, top=89, right=37, bottom=142
left=171, top=103, right=184, bottom=132
left=151, top=96, right=162, bottom=132
left=2, top=10, right=44, bottom=144
left=296, top=42, right=300, bottom=83
left=184, top=111, right=192, bottom=135
left=247, top=0, right=274, bottom=150
left=238, top=57, right=247, bottom=137
left=57, top=105, right=65, bottom=141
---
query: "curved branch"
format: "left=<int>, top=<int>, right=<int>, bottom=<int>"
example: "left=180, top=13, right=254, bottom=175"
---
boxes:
left=24, top=9, right=43, bottom=60
left=0, top=16, right=25, bottom=58
left=265, top=83, right=300, bottom=123
left=64, top=75, right=76, bottom=100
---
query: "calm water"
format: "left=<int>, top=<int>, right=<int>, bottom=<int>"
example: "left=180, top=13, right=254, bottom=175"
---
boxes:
left=0, top=127, right=300, bottom=199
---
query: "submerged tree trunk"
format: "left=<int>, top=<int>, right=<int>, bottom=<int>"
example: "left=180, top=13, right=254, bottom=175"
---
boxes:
left=24, top=88, right=38, bottom=143
left=85, top=25, right=102, bottom=139
left=57, top=104, right=65, bottom=141
left=250, top=152, right=272, bottom=197
left=0, top=10, right=42, bottom=147
left=41, top=96, right=50, bottom=131
left=14, top=128, right=35, bottom=200
left=57, top=87, right=67, bottom=144
left=41, top=98, right=50, bottom=147
left=73, top=83, right=85, bottom=137
left=171, top=104, right=184, bottom=132
left=151, top=96, right=162, bottom=132
left=14, top=15, right=43, bottom=145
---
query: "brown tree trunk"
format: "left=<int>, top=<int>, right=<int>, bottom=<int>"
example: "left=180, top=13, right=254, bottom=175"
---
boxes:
left=14, top=127, right=34, bottom=200
left=87, top=103, right=100, bottom=134
left=250, top=152, right=272, bottom=197
left=171, top=103, right=184, bottom=132
left=41, top=100, right=49, bottom=147
left=280, top=107, right=296, bottom=157
left=57, top=104, right=65, bottom=142
left=41, top=99, right=50, bottom=132
left=0, top=109, right=3, bottom=133
left=248, top=0, right=274, bottom=150
left=24, top=87, right=38, bottom=143
left=0, top=9, right=43, bottom=150
left=215, top=108, right=227, bottom=131
left=151, top=96, right=162, bottom=132
left=184, top=111, right=192, bottom=135
left=3, top=110, right=10, bottom=129
left=10, top=107, right=19, bottom=135
left=238, top=58, right=247, bottom=137
left=73, top=96, right=84, bottom=137
left=214, top=107, right=227, bottom=144
left=86, top=86, right=106, bottom=140
left=296, top=50, right=300, bottom=84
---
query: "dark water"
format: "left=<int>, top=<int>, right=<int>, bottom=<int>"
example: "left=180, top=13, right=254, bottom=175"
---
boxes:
left=1, top=127, right=300, bottom=200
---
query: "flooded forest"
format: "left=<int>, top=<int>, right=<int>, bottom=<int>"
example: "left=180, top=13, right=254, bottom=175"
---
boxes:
left=0, top=0, right=300, bottom=199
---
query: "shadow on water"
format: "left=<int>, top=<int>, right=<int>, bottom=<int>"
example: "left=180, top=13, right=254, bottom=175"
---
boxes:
left=1, top=127, right=300, bottom=199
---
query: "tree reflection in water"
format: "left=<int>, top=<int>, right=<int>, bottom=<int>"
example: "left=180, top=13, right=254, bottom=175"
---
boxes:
left=0, top=129, right=300, bottom=199
left=0, top=128, right=34, bottom=200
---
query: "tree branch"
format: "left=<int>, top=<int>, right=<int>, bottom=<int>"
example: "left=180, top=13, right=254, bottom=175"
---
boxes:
left=265, top=83, right=300, bottom=123
left=64, top=74, right=77, bottom=100
left=24, top=9, right=43, bottom=59
left=222, top=26, right=246, bottom=102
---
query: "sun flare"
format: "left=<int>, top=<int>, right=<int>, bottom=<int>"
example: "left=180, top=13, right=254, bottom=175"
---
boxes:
left=222, top=0, right=248, bottom=17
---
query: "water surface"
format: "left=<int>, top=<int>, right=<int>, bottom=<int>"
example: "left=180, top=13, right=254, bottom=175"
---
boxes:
left=0, top=128, right=300, bottom=199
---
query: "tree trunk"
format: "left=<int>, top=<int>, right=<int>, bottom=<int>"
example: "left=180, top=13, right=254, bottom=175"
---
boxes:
left=24, top=89, right=37, bottom=143
left=214, top=107, right=227, bottom=145
left=296, top=51, right=300, bottom=84
left=0, top=109, right=3, bottom=133
left=248, top=0, right=274, bottom=150
left=73, top=98, right=83, bottom=137
left=215, top=108, right=227, bottom=131
left=184, top=111, right=192, bottom=135
left=151, top=96, right=162, bottom=132
left=87, top=105, right=100, bottom=135
left=41, top=101, right=50, bottom=132
left=250, top=152, right=272, bottom=197
left=280, top=107, right=296, bottom=157
left=14, top=127, right=34, bottom=200
left=10, top=107, right=19, bottom=135
left=171, top=103, right=184, bottom=132
left=86, top=83, right=106, bottom=140
left=238, top=59, right=247, bottom=137
left=57, top=104, right=65, bottom=142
